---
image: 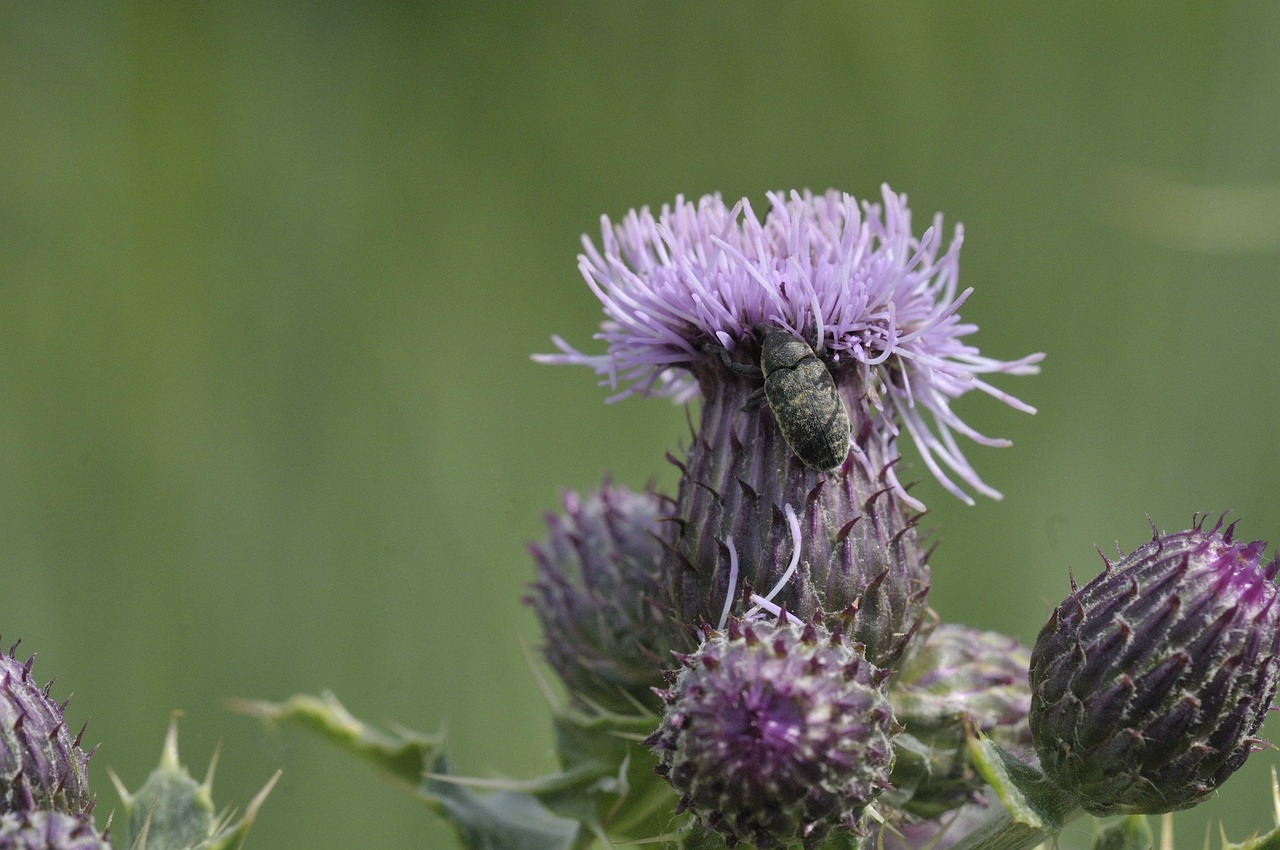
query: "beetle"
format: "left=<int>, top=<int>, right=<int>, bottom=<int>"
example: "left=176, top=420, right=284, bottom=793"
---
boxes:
left=719, top=326, right=852, bottom=471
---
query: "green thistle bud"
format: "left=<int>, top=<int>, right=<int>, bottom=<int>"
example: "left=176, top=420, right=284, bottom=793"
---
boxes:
left=0, top=811, right=109, bottom=850
left=527, top=480, right=691, bottom=712
left=0, top=644, right=91, bottom=815
left=646, top=618, right=897, bottom=848
left=1030, top=518, right=1280, bottom=815
left=109, top=716, right=278, bottom=850
left=890, top=624, right=1034, bottom=817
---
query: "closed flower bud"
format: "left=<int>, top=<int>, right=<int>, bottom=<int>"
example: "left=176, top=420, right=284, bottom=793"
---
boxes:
left=646, top=618, right=897, bottom=848
left=527, top=481, right=690, bottom=712
left=890, top=624, right=1034, bottom=817
left=1029, top=518, right=1280, bottom=815
left=0, top=645, right=91, bottom=815
left=0, top=811, right=108, bottom=850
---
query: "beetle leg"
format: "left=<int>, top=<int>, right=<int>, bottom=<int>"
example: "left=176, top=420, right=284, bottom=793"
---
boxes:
left=741, top=386, right=766, bottom=410
left=714, top=345, right=764, bottom=378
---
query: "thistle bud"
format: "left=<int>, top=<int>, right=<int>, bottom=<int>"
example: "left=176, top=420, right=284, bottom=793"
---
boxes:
left=0, top=645, right=91, bottom=815
left=527, top=481, right=690, bottom=712
left=889, top=624, right=1034, bottom=817
left=1029, top=518, right=1280, bottom=815
left=0, top=811, right=109, bottom=850
left=646, top=618, right=897, bottom=848
left=110, top=715, right=278, bottom=850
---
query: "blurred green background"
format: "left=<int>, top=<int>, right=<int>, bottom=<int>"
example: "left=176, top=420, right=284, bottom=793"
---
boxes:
left=1, top=4, right=1278, bottom=848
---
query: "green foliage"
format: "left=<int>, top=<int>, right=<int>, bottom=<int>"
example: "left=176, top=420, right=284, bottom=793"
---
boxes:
left=238, top=691, right=683, bottom=850
left=949, top=734, right=1082, bottom=850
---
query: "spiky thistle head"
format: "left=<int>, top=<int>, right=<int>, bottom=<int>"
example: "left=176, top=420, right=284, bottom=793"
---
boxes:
left=889, top=624, right=1034, bottom=817
left=0, top=811, right=109, bottom=850
left=1030, top=516, right=1280, bottom=815
left=535, top=187, right=1040, bottom=672
left=536, top=186, right=1042, bottom=508
left=526, top=480, right=691, bottom=712
left=0, top=643, right=91, bottom=816
left=646, top=617, right=897, bottom=848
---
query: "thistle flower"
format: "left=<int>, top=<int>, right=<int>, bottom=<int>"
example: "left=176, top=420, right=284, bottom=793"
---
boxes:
left=0, top=811, right=109, bottom=850
left=536, top=188, right=1040, bottom=669
left=526, top=480, right=690, bottom=712
left=646, top=617, right=897, bottom=849
left=889, top=624, right=1034, bottom=817
left=1029, top=517, right=1280, bottom=815
left=537, top=186, right=1042, bottom=508
left=0, top=645, right=91, bottom=815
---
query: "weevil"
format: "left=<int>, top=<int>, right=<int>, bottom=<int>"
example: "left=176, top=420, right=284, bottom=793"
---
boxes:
left=719, top=326, right=852, bottom=471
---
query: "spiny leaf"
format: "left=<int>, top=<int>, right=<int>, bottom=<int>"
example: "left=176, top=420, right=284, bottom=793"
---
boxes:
left=238, top=692, right=580, bottom=850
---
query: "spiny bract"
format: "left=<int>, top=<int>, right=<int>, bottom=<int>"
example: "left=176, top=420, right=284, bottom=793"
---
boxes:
left=0, top=645, right=91, bottom=816
left=1030, top=517, right=1280, bottom=815
left=647, top=618, right=897, bottom=848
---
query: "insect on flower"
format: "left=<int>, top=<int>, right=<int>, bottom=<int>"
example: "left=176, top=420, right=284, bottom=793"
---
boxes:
left=719, top=325, right=852, bottom=472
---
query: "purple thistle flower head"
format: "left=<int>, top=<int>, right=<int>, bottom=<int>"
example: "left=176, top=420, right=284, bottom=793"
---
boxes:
left=646, top=617, right=897, bottom=849
left=0, top=643, right=92, bottom=816
left=536, top=186, right=1042, bottom=506
left=1029, top=516, right=1280, bottom=816
left=526, top=480, right=691, bottom=712
left=0, top=811, right=109, bottom=850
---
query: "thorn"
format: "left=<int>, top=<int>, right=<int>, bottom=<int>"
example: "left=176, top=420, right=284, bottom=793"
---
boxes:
left=664, top=452, right=687, bottom=476
left=1271, top=765, right=1280, bottom=827
left=692, top=477, right=722, bottom=503
left=862, top=485, right=893, bottom=512
left=202, top=739, right=223, bottom=791
left=106, top=767, right=132, bottom=807
left=161, top=711, right=183, bottom=770
left=834, top=516, right=860, bottom=544
left=243, top=769, right=282, bottom=826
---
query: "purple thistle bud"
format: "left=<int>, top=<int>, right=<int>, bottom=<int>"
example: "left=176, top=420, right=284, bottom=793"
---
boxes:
left=526, top=480, right=691, bottom=712
left=663, top=362, right=934, bottom=671
left=1029, top=517, right=1280, bottom=816
left=890, top=624, right=1034, bottom=817
left=0, top=644, right=91, bottom=816
left=646, top=618, right=897, bottom=849
left=0, top=811, right=109, bottom=850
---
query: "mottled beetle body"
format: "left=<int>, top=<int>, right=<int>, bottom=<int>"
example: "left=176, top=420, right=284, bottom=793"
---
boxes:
left=722, top=327, right=852, bottom=471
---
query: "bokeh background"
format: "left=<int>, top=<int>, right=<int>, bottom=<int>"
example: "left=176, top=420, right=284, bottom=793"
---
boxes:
left=2, top=4, right=1278, bottom=848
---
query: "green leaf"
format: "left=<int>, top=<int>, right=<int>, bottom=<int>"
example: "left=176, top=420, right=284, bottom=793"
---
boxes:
left=937, top=734, right=1081, bottom=850
left=422, top=756, right=580, bottom=850
left=425, top=706, right=679, bottom=845
left=237, top=692, right=580, bottom=850
left=538, top=707, right=676, bottom=838
left=231, top=691, right=439, bottom=784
